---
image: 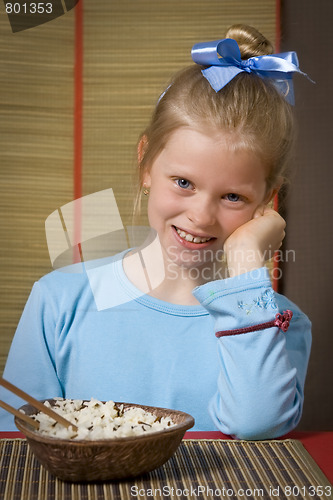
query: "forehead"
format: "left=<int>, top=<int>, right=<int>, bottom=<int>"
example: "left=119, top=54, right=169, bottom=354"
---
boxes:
left=164, top=126, right=261, bottom=156
left=161, top=127, right=264, bottom=167
left=153, top=127, right=268, bottom=188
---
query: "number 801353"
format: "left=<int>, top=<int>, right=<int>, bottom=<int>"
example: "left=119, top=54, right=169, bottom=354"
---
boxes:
left=5, top=3, right=53, bottom=14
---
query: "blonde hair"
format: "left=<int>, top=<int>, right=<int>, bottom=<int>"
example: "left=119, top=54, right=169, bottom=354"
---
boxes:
left=135, top=24, right=295, bottom=214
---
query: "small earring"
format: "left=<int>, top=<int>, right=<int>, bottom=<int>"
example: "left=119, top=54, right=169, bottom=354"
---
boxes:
left=143, top=185, right=150, bottom=196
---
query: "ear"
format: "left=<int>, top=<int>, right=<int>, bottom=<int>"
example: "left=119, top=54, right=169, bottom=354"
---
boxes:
left=263, top=188, right=278, bottom=205
left=142, top=170, right=152, bottom=189
left=138, top=135, right=152, bottom=189
left=263, top=177, right=283, bottom=205
left=138, top=135, right=148, bottom=165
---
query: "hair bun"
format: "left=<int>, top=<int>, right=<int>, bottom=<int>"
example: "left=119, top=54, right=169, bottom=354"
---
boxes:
left=225, top=24, right=274, bottom=59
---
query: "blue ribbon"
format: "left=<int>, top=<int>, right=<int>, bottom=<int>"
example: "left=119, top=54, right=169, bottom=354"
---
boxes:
left=191, top=38, right=309, bottom=104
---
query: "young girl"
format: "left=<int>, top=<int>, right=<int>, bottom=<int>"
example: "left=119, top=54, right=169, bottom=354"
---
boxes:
left=0, top=25, right=311, bottom=439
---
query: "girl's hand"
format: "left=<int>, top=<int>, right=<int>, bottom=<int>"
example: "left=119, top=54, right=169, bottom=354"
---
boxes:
left=223, top=206, right=286, bottom=277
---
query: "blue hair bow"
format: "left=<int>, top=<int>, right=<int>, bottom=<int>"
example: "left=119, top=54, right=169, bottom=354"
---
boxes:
left=191, top=38, right=309, bottom=104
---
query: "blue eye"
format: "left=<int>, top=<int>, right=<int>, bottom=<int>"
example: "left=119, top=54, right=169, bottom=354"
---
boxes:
left=226, top=193, right=240, bottom=202
left=176, top=178, right=191, bottom=189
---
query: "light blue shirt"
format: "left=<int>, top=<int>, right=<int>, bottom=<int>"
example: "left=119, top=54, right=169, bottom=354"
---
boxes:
left=0, top=253, right=311, bottom=439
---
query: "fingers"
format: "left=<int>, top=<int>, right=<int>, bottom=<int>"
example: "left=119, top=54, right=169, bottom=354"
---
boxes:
left=252, top=206, right=286, bottom=256
left=253, top=205, right=265, bottom=218
left=253, top=205, right=275, bottom=219
left=253, top=206, right=286, bottom=228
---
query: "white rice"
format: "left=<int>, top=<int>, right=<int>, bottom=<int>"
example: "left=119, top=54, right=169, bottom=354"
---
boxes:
left=23, top=398, right=175, bottom=440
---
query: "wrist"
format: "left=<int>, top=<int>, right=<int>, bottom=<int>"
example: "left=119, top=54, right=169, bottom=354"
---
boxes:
left=225, top=246, right=265, bottom=277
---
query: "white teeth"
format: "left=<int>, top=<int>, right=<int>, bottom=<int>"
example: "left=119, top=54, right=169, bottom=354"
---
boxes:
left=175, top=227, right=211, bottom=244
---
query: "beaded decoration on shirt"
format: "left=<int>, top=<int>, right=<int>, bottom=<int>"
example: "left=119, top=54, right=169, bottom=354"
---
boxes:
left=215, top=310, right=293, bottom=338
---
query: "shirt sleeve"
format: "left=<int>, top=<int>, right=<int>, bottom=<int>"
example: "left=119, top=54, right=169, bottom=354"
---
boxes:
left=192, top=267, right=312, bottom=440
left=0, top=281, right=63, bottom=431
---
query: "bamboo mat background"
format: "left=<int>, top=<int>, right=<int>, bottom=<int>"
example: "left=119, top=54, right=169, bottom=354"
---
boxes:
left=0, top=8, right=74, bottom=373
left=0, top=0, right=276, bottom=374
left=0, top=439, right=331, bottom=500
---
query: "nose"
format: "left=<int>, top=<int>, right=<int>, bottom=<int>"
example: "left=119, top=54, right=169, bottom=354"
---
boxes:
left=186, top=196, right=216, bottom=228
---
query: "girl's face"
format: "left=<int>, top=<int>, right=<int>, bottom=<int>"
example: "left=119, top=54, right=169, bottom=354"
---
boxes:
left=142, top=127, right=273, bottom=271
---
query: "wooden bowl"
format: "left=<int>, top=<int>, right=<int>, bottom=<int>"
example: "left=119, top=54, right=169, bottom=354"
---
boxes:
left=15, top=399, right=194, bottom=482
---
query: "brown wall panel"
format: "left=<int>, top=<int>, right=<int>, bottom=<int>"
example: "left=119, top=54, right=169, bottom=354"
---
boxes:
left=280, top=0, right=333, bottom=430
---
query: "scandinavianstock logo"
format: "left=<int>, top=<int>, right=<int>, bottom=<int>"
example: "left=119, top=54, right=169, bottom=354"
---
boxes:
left=3, top=0, right=80, bottom=33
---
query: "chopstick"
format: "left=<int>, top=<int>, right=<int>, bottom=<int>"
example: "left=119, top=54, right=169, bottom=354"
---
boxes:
left=0, top=378, right=78, bottom=432
left=0, top=400, right=40, bottom=430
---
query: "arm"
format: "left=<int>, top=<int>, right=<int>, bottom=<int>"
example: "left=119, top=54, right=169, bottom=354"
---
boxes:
left=223, top=205, right=286, bottom=278
left=193, top=268, right=312, bottom=440
left=193, top=206, right=311, bottom=439
left=0, top=281, right=63, bottom=431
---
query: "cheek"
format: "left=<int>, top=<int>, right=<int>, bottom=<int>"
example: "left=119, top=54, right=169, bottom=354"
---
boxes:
left=221, top=209, right=254, bottom=235
left=147, top=190, right=177, bottom=224
left=150, top=187, right=179, bottom=211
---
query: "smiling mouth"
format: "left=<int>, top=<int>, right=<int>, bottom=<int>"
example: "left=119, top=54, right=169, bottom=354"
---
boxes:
left=173, top=226, right=214, bottom=244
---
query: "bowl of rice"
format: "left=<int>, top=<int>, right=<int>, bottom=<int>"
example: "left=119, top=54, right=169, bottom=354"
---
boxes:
left=14, top=398, right=194, bottom=482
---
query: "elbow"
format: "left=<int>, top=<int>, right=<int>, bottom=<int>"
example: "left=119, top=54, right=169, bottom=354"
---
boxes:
left=230, top=413, right=286, bottom=441
left=210, top=391, right=303, bottom=441
left=231, top=411, right=301, bottom=441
